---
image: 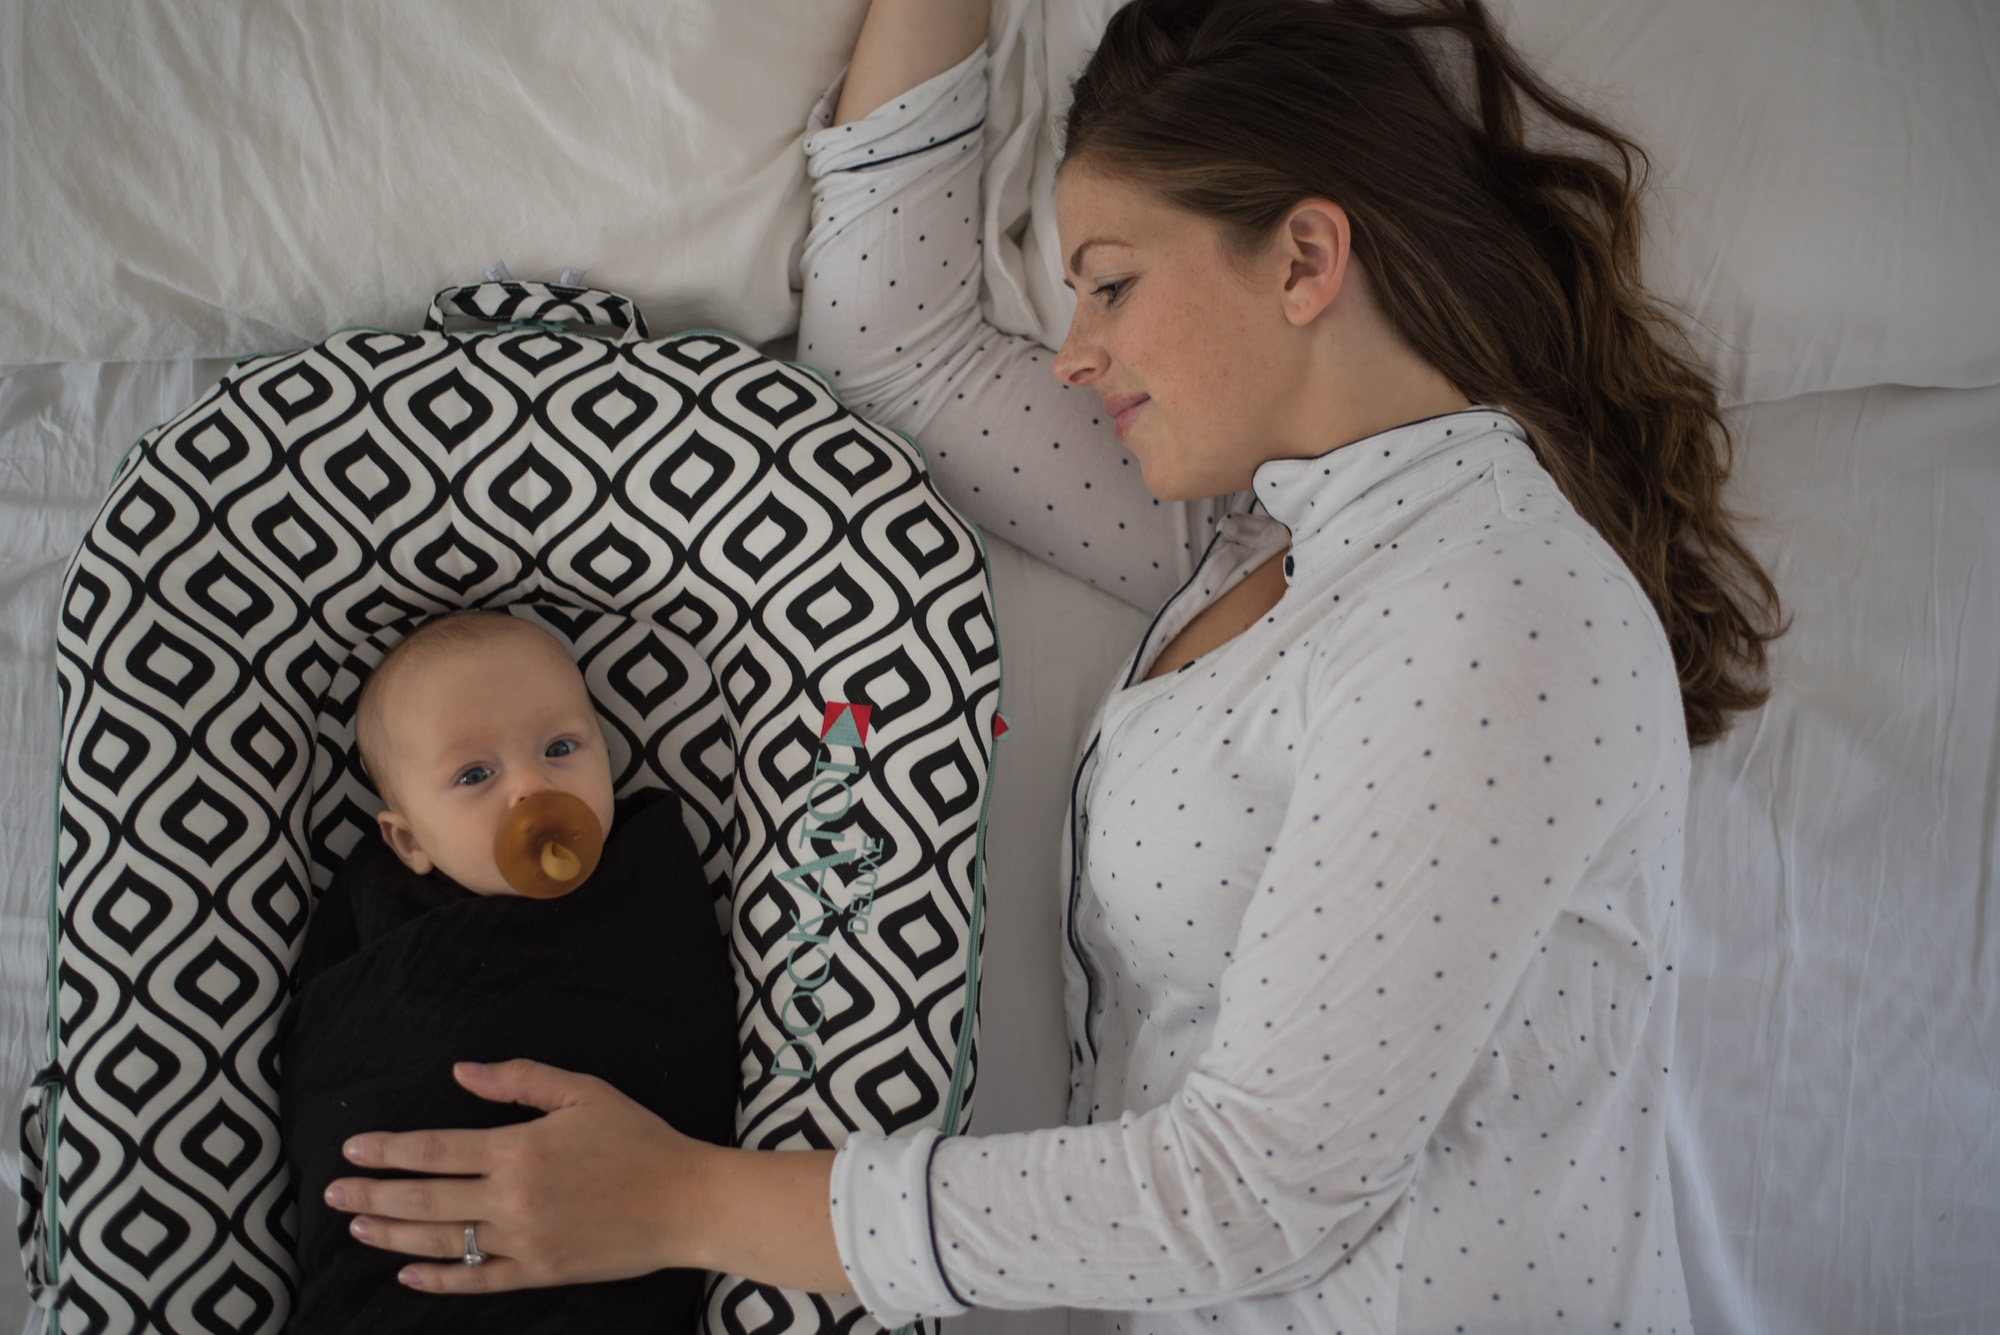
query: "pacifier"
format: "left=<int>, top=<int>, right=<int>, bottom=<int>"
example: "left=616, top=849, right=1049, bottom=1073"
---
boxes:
left=493, top=790, right=605, bottom=898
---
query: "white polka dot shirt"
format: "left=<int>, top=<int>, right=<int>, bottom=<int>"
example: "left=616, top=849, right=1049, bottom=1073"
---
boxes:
left=809, top=52, right=1694, bottom=1335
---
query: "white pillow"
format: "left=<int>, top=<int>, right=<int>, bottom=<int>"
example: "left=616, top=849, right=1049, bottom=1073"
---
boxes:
left=0, top=0, right=870, bottom=364
left=977, top=0, right=2000, bottom=408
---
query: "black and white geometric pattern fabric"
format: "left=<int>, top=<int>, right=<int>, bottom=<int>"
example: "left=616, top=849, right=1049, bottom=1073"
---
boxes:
left=20, top=282, right=1002, bottom=1335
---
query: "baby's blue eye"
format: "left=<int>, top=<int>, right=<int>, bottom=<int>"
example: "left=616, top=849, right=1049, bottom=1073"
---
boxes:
left=546, top=739, right=577, bottom=758
left=455, top=765, right=493, bottom=787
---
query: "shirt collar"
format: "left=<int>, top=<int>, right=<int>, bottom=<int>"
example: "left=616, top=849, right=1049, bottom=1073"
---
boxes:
left=1250, top=408, right=1526, bottom=583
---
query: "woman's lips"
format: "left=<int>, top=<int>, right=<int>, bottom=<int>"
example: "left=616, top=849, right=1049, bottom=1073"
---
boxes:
left=1105, top=394, right=1149, bottom=441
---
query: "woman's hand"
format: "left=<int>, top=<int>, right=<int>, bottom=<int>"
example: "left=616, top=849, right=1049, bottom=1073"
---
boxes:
left=325, top=1060, right=846, bottom=1296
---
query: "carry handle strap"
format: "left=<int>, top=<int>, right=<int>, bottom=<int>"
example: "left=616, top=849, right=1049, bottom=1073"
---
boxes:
left=424, top=281, right=650, bottom=345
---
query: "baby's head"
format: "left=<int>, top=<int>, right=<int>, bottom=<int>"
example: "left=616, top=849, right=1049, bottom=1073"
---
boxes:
left=355, top=611, right=616, bottom=896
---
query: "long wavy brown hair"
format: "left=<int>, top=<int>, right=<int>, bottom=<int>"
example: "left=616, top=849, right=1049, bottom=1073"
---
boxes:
left=1064, top=0, right=1782, bottom=744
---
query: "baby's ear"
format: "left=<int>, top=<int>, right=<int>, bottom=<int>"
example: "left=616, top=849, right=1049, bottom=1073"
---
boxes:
left=376, top=810, right=434, bottom=876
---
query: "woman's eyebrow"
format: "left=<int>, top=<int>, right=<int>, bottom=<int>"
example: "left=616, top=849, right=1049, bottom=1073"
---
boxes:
left=1066, top=237, right=1130, bottom=275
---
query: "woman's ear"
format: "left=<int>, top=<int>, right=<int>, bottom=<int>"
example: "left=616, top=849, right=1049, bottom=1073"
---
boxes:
left=1278, top=198, right=1351, bottom=327
left=377, top=809, right=434, bottom=875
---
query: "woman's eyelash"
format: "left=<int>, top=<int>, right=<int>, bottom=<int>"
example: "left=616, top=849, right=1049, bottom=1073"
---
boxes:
left=1092, top=279, right=1128, bottom=303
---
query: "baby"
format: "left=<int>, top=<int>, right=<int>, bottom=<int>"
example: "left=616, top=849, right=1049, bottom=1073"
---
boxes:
left=280, top=611, right=738, bottom=1335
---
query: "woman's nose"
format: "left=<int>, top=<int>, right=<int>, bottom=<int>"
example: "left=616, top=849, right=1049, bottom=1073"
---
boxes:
left=1052, top=317, right=1106, bottom=387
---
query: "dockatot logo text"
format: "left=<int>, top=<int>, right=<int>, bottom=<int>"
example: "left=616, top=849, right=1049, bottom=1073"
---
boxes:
left=770, top=701, right=882, bottom=1080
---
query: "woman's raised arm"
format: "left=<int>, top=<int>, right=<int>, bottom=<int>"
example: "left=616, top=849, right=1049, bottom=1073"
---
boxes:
left=801, top=28, right=1244, bottom=610
left=834, top=0, right=988, bottom=126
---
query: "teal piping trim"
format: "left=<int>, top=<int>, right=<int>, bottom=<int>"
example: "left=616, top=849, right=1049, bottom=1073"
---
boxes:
left=42, top=663, right=65, bottom=1335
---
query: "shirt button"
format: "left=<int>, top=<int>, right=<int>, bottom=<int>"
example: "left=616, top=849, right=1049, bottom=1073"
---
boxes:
left=1284, top=555, right=1295, bottom=578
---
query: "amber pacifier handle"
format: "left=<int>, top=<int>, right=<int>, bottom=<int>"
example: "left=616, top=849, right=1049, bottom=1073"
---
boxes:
left=494, top=790, right=604, bottom=898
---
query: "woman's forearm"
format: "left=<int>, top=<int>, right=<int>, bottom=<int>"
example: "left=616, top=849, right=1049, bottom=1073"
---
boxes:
left=685, top=1146, right=848, bottom=1295
left=834, top=0, right=988, bottom=125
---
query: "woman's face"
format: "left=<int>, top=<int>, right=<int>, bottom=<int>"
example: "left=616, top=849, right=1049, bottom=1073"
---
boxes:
left=1052, top=166, right=1310, bottom=502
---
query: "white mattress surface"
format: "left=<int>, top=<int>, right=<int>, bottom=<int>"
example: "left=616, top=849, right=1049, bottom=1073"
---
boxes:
left=1, top=362, right=1995, bottom=1333
left=4, top=0, right=1996, bottom=406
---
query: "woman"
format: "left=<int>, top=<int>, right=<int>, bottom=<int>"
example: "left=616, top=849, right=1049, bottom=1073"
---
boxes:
left=325, top=0, right=1780, bottom=1330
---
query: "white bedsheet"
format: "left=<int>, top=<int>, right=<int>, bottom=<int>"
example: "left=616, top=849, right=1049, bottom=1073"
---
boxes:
left=2, top=362, right=1995, bottom=1334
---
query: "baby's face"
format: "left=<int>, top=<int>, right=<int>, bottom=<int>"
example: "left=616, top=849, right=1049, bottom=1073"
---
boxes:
left=371, top=627, right=616, bottom=896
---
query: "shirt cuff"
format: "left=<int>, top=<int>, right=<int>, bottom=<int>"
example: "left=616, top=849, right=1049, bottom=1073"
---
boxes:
left=804, top=46, right=986, bottom=178
left=829, top=1127, right=973, bottom=1326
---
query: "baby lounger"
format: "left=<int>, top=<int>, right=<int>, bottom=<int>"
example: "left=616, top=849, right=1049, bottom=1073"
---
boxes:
left=19, top=281, right=1003, bottom=1335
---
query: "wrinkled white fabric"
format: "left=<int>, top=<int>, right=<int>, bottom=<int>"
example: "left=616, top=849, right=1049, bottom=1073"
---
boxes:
left=810, top=54, right=1692, bottom=1335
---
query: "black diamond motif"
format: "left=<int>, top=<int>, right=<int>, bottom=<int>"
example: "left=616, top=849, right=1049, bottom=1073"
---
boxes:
left=661, top=590, right=720, bottom=645
left=738, top=370, right=813, bottom=427
left=57, top=962, right=96, bottom=1046
left=346, top=330, right=426, bottom=368
left=842, top=645, right=931, bottom=730
left=283, top=638, right=339, bottom=706
left=721, top=497, right=808, bottom=581
left=257, top=362, right=334, bottom=425
left=574, top=377, right=660, bottom=449
left=105, top=480, right=175, bottom=556
left=414, top=529, right=501, bottom=595
left=718, top=1279, right=797, bottom=1335
left=528, top=602, right=600, bottom=643
left=163, top=779, right=250, bottom=863
left=310, top=797, right=381, bottom=879
left=744, top=1106, right=836, bottom=1152
left=190, top=1261, right=275, bottom=1335
left=754, top=716, right=820, bottom=801
left=78, top=712, right=149, bottom=795
left=326, top=433, right=413, bottom=521
left=181, top=1102, right=263, bottom=1190
left=229, top=706, right=297, bottom=790
left=738, top=875, right=797, bottom=958
left=678, top=716, right=738, bottom=803
left=910, top=742, right=980, bottom=822
left=720, top=646, right=774, bottom=718
left=98, top=1028, right=180, bottom=1115
left=174, top=412, right=250, bottom=483
left=90, top=869, right=174, bottom=954
left=174, top=941, right=259, bottom=1026
left=876, top=891, right=962, bottom=978
left=185, top=554, right=276, bottom=637
left=574, top=526, right=653, bottom=597
left=606, top=637, right=690, bottom=715
left=663, top=335, right=734, bottom=372
left=63, top=567, right=111, bottom=640
left=886, top=507, right=961, bottom=577
left=492, top=448, right=573, bottom=529
left=250, top=867, right=309, bottom=946
left=58, top=807, right=91, bottom=884
left=345, top=589, right=429, bottom=635
left=785, top=566, right=874, bottom=651
left=407, top=369, right=495, bottom=451
left=853, top=1047, right=940, bottom=1133
left=498, top=332, right=582, bottom=375
left=811, top=429, right=894, bottom=496
left=127, top=623, right=216, bottom=708
left=102, top=1188, right=192, bottom=1279
left=947, top=594, right=999, bottom=671
left=250, top=498, right=337, bottom=577
left=649, top=433, right=735, bottom=520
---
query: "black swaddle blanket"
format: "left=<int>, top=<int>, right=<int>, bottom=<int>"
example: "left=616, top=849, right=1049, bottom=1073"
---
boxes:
left=280, top=787, right=738, bottom=1334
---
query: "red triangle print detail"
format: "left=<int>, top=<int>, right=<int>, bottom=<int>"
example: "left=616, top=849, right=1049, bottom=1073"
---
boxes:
left=819, top=702, right=872, bottom=744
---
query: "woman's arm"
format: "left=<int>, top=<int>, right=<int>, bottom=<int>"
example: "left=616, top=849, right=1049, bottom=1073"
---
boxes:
left=328, top=1060, right=849, bottom=1295
left=834, top=0, right=988, bottom=126
left=802, top=44, right=1244, bottom=609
